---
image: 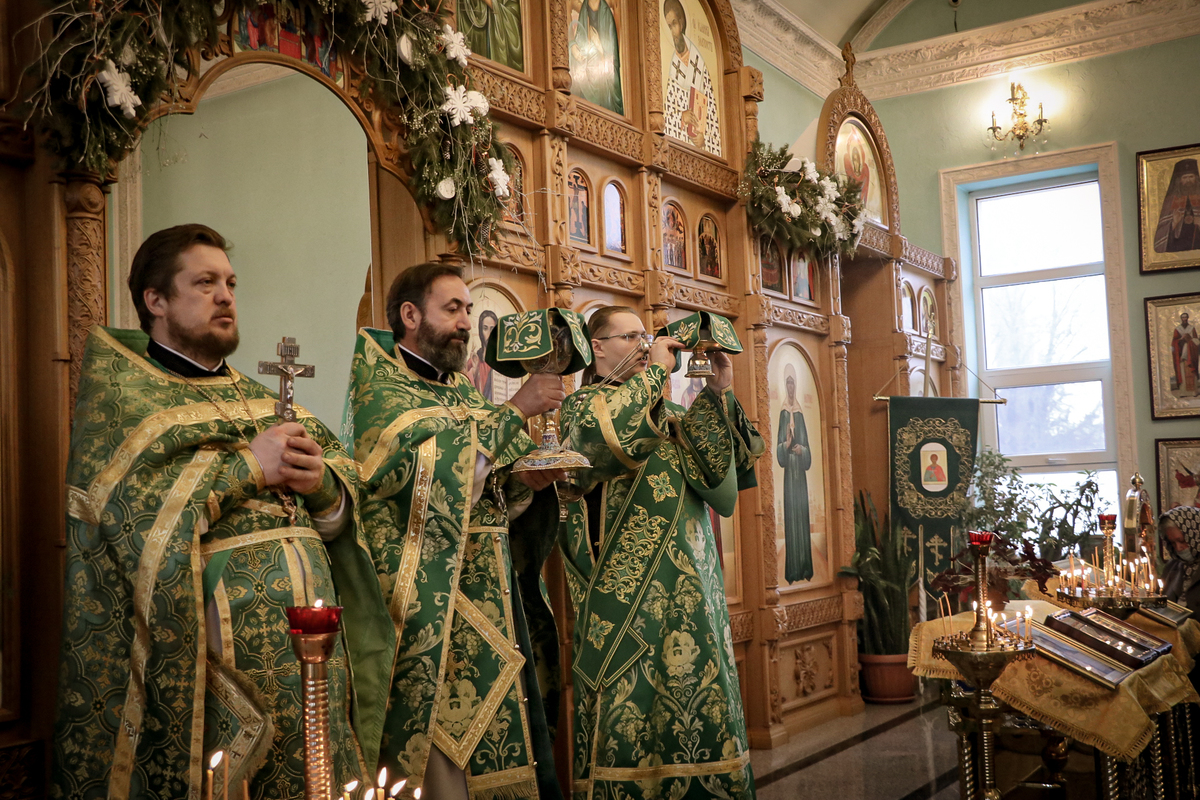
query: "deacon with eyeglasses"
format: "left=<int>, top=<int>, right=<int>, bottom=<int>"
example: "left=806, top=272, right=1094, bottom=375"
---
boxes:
left=555, top=305, right=765, bottom=800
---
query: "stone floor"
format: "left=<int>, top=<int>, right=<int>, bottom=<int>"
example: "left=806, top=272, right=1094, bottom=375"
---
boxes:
left=751, top=684, right=961, bottom=800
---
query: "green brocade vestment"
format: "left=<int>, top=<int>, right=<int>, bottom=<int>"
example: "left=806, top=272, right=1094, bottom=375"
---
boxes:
left=558, top=365, right=764, bottom=800
left=52, top=328, right=394, bottom=800
left=349, top=329, right=562, bottom=800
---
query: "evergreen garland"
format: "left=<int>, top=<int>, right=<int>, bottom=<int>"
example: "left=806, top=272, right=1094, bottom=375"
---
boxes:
left=24, top=0, right=512, bottom=256
left=740, top=139, right=867, bottom=260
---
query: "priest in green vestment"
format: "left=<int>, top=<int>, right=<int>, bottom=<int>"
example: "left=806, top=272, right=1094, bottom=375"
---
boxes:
left=557, top=307, right=764, bottom=800
left=349, top=263, right=566, bottom=800
left=52, top=225, right=394, bottom=800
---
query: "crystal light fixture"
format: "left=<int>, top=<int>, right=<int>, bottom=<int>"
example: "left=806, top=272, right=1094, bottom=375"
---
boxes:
left=985, top=82, right=1049, bottom=154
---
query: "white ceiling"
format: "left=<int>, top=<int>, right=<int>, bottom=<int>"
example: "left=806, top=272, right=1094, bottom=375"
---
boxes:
left=772, top=0, right=888, bottom=46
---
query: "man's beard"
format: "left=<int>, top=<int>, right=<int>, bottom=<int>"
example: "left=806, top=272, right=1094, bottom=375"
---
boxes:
left=417, top=319, right=469, bottom=374
left=674, top=33, right=686, bottom=54
left=168, top=312, right=240, bottom=364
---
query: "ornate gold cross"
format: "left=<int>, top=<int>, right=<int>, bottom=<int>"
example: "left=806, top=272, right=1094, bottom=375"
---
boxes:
left=258, top=337, right=315, bottom=422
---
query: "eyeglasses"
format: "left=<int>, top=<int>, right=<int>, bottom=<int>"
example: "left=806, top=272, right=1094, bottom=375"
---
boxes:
left=595, top=332, right=654, bottom=343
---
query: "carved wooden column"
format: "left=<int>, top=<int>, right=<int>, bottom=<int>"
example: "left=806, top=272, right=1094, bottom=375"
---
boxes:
left=740, top=66, right=764, bottom=150
left=63, top=171, right=108, bottom=412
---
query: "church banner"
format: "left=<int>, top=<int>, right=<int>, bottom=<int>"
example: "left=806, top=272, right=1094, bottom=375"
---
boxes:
left=888, top=397, right=979, bottom=586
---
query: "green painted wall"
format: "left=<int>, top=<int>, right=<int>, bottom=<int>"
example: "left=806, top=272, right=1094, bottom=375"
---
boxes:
left=140, top=72, right=372, bottom=431
left=873, top=35, right=1200, bottom=501
left=869, top=0, right=1088, bottom=50
left=743, top=47, right=825, bottom=149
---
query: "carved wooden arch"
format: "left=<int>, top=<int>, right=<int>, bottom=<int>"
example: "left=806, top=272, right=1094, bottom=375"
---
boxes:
left=141, top=48, right=433, bottom=235
left=600, top=178, right=630, bottom=256
left=465, top=275, right=528, bottom=313
left=816, top=52, right=901, bottom=236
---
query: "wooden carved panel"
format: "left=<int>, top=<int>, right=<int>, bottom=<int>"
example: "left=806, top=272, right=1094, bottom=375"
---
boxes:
left=64, top=174, right=108, bottom=412
left=781, top=595, right=842, bottom=633
left=0, top=741, right=45, bottom=800
left=902, top=239, right=946, bottom=279
left=665, top=144, right=739, bottom=198
left=770, top=304, right=830, bottom=335
left=581, top=261, right=646, bottom=294
left=573, top=107, right=645, bottom=164
left=470, top=66, right=546, bottom=126
left=675, top=283, right=736, bottom=315
left=730, top=611, right=753, bottom=643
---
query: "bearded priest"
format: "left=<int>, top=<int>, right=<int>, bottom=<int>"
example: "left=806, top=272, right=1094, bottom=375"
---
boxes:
left=348, top=263, right=566, bottom=800
left=557, top=306, right=764, bottom=800
left=51, top=225, right=394, bottom=800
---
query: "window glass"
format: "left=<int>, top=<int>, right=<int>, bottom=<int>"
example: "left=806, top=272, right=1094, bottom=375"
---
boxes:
left=996, top=381, right=1107, bottom=456
left=981, top=275, right=1110, bottom=369
left=977, top=182, right=1103, bottom=276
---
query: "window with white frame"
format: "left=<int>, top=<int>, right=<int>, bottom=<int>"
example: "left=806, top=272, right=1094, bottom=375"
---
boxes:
left=969, top=175, right=1119, bottom=501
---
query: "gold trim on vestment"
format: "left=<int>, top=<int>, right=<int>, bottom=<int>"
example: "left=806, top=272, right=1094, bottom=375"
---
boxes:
left=239, top=449, right=267, bottom=493
left=109, top=449, right=218, bottom=800
left=590, top=752, right=750, bottom=781
left=66, top=485, right=97, bottom=524
left=238, top=498, right=289, bottom=517
left=87, top=398, right=281, bottom=522
left=295, top=543, right=318, bottom=608
left=198, top=526, right=322, bottom=555
left=592, top=393, right=641, bottom=471
left=214, top=580, right=235, bottom=668
left=206, top=492, right=221, bottom=523
left=466, top=764, right=539, bottom=792
left=189, top=522, right=208, bottom=800
left=432, top=590, right=525, bottom=769
left=360, top=407, right=463, bottom=482
left=280, top=540, right=308, bottom=607
left=390, top=439, right=437, bottom=630
left=639, top=371, right=670, bottom=440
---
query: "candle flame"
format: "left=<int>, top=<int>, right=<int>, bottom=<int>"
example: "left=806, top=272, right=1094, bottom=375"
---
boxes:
left=414, top=789, right=422, bottom=800
left=364, top=789, right=375, bottom=800
left=389, top=781, right=406, bottom=797
left=210, top=751, right=224, bottom=768
left=345, top=781, right=360, bottom=793
left=314, top=598, right=324, bottom=608
left=378, top=768, right=388, bottom=788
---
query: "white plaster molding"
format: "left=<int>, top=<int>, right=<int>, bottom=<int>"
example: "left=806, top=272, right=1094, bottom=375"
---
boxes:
left=938, top=143, right=1138, bottom=485
left=858, top=0, right=1200, bottom=99
left=200, top=62, right=295, bottom=102
left=736, top=0, right=1200, bottom=101
left=732, top=0, right=842, bottom=97
left=109, top=142, right=143, bottom=330
left=849, top=0, right=914, bottom=53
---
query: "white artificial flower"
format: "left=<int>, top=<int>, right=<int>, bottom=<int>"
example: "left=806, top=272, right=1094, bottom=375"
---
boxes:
left=774, top=185, right=790, bottom=211
left=488, top=157, right=511, bottom=198
left=810, top=227, right=822, bottom=237
left=852, top=213, right=866, bottom=234
left=95, top=59, right=142, bottom=119
left=802, top=159, right=819, bottom=184
left=363, top=0, right=398, bottom=25
left=787, top=201, right=803, bottom=219
left=435, top=177, right=457, bottom=200
left=441, top=24, right=471, bottom=68
left=440, top=84, right=475, bottom=127
left=398, top=33, right=415, bottom=65
left=465, top=90, right=489, bottom=117
left=819, top=176, right=838, bottom=201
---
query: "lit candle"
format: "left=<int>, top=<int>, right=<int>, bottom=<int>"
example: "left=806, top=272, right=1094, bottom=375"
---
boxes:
left=1001, top=613, right=1008, bottom=642
left=389, top=781, right=406, bottom=798
left=343, top=781, right=360, bottom=800
left=378, top=768, right=388, bottom=791
left=286, top=601, right=343, bottom=635
left=1159, top=578, right=1165, bottom=594
left=364, top=789, right=375, bottom=800
left=414, top=789, right=422, bottom=800
left=207, top=751, right=223, bottom=800
left=1025, top=605, right=1034, bottom=644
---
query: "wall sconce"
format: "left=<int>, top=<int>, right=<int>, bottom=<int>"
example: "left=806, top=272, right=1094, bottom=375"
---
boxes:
left=985, top=82, right=1049, bottom=154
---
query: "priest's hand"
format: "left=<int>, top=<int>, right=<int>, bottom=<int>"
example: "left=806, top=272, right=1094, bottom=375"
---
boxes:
left=706, top=350, right=733, bottom=391
left=280, top=430, right=326, bottom=494
left=515, top=469, right=569, bottom=490
left=511, top=373, right=567, bottom=418
left=649, top=336, right=685, bottom=369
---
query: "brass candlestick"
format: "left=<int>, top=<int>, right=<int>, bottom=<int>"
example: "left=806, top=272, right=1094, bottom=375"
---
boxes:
left=287, top=604, right=343, bottom=800
left=933, top=530, right=1034, bottom=800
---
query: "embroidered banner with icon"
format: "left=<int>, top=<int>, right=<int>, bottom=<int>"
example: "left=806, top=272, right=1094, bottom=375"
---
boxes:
left=888, top=396, right=980, bottom=584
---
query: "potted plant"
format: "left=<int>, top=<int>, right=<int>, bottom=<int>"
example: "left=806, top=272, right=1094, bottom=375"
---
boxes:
left=839, top=491, right=918, bottom=703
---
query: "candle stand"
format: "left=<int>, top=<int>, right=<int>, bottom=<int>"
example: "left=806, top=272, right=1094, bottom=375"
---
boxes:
left=287, top=604, right=343, bottom=800
left=1056, top=515, right=1165, bottom=620
left=932, top=532, right=1034, bottom=800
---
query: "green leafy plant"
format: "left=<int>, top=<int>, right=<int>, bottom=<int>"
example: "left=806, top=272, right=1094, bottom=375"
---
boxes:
left=23, top=0, right=511, bottom=256
left=930, top=534, right=1057, bottom=603
left=739, top=139, right=866, bottom=260
left=839, top=491, right=917, bottom=656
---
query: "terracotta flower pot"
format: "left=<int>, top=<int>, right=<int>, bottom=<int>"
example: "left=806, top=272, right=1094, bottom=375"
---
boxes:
left=859, top=653, right=916, bottom=704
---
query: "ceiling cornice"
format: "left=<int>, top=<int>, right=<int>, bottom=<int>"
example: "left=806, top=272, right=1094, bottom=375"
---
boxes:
left=737, top=0, right=1200, bottom=101
left=732, top=0, right=842, bottom=97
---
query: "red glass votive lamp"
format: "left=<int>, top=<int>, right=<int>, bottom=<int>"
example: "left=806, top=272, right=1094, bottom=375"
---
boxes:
left=968, top=530, right=996, bottom=547
left=286, top=603, right=343, bottom=635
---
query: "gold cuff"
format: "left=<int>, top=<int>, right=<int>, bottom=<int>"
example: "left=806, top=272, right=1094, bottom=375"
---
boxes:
left=502, top=400, right=528, bottom=423
left=241, top=449, right=267, bottom=492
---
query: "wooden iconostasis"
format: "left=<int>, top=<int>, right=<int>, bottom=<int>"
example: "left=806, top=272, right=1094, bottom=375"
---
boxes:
left=0, top=0, right=964, bottom=784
